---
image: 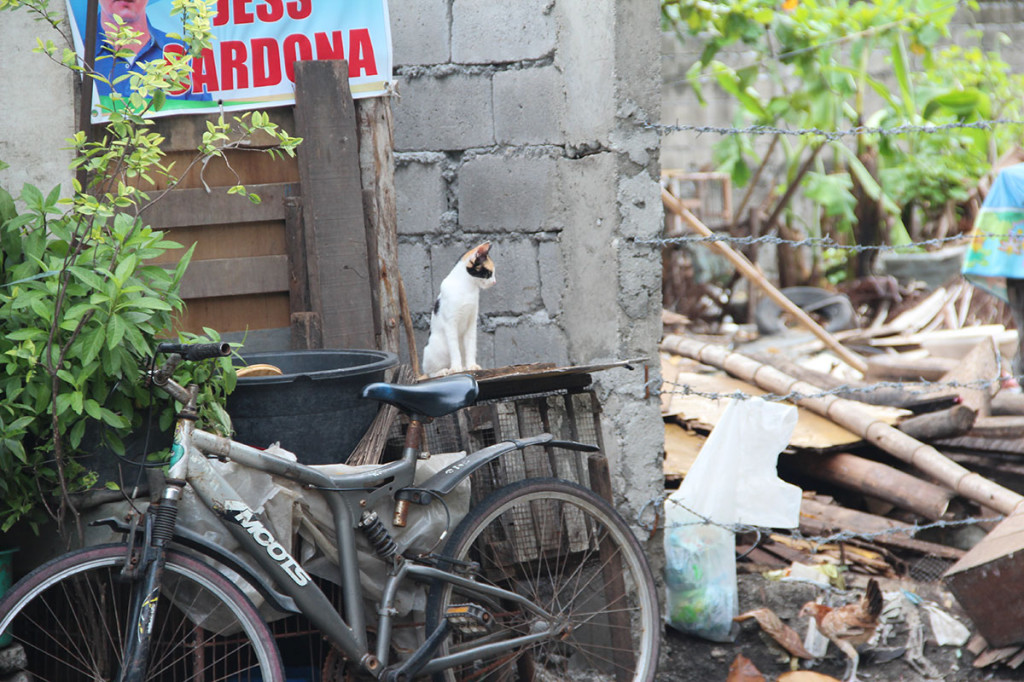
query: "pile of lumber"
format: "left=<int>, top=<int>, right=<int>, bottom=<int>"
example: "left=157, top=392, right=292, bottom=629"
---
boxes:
left=659, top=281, right=1024, bottom=664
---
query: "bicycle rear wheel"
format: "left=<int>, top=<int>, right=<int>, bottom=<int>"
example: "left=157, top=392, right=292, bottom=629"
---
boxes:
left=426, top=478, right=660, bottom=682
left=0, top=543, right=284, bottom=682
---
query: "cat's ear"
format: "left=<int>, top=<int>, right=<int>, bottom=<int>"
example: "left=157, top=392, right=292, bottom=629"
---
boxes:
left=471, top=242, right=492, bottom=263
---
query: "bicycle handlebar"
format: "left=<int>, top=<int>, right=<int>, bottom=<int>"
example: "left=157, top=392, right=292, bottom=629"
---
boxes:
left=156, top=342, right=232, bottom=361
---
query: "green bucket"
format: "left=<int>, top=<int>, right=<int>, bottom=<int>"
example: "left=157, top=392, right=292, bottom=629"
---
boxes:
left=0, top=548, right=17, bottom=647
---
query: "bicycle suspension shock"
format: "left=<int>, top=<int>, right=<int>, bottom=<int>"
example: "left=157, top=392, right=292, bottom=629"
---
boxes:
left=358, top=510, right=398, bottom=561
left=151, top=482, right=184, bottom=546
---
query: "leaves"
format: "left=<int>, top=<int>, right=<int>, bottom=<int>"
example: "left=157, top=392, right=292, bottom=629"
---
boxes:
left=2, top=0, right=297, bottom=536
left=663, top=0, right=1024, bottom=279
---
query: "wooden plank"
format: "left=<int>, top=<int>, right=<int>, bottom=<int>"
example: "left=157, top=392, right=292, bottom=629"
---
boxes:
left=284, top=196, right=310, bottom=310
left=968, top=416, right=1024, bottom=439
left=150, top=221, right=287, bottom=265
left=663, top=421, right=702, bottom=480
left=937, top=337, right=1001, bottom=417
left=293, top=59, right=376, bottom=350
left=179, top=255, right=289, bottom=299
left=144, top=109, right=297, bottom=154
left=864, top=353, right=958, bottom=382
left=662, top=365, right=909, bottom=451
left=175, top=293, right=291, bottom=334
left=145, top=182, right=299, bottom=229
left=587, top=454, right=635, bottom=681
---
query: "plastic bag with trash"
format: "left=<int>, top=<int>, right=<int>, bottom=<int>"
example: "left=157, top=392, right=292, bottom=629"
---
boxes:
left=664, top=396, right=802, bottom=641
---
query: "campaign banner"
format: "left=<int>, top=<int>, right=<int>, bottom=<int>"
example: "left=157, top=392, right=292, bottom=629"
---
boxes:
left=67, top=0, right=392, bottom=122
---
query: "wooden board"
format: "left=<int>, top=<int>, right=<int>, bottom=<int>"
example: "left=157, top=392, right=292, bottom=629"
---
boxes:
left=294, top=60, right=375, bottom=350
left=661, top=356, right=909, bottom=451
left=664, top=421, right=702, bottom=480
left=112, top=110, right=302, bottom=349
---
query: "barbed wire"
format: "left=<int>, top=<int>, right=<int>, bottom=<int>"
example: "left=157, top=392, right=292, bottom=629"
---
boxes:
left=644, top=119, right=1024, bottom=140
left=652, top=495, right=1002, bottom=549
left=639, top=232, right=982, bottom=252
left=652, top=374, right=1017, bottom=404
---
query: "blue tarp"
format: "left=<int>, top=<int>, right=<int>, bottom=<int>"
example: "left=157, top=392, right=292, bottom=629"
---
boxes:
left=961, top=163, right=1024, bottom=301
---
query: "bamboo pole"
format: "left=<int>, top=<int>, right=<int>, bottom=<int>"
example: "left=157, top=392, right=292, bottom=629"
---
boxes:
left=661, top=188, right=868, bottom=374
left=660, top=334, right=1024, bottom=516
left=786, top=452, right=955, bottom=520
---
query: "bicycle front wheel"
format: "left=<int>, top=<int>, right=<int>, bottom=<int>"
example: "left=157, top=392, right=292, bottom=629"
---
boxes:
left=426, top=478, right=660, bottom=682
left=0, top=543, right=284, bottom=682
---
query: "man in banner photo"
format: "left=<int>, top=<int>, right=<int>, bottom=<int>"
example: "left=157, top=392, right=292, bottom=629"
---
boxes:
left=93, top=0, right=211, bottom=101
left=66, top=0, right=394, bottom=123
left=961, top=162, right=1024, bottom=378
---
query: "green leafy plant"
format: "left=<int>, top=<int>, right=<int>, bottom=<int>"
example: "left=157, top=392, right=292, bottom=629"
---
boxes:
left=662, top=0, right=1024, bottom=284
left=0, top=0, right=300, bottom=536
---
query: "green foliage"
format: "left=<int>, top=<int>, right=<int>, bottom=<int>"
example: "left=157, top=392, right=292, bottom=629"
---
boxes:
left=0, top=0, right=300, bottom=534
left=662, top=0, right=1022, bottom=281
left=0, top=189, right=192, bottom=532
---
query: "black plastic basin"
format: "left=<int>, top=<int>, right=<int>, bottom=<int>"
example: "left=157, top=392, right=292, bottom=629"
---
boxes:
left=228, top=349, right=398, bottom=464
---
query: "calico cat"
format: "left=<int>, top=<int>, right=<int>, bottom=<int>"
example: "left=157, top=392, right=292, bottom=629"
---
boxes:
left=421, top=242, right=496, bottom=377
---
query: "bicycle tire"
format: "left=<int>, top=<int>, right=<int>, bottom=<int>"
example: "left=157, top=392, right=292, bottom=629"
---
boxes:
left=0, top=543, right=284, bottom=682
left=425, top=478, right=661, bottom=682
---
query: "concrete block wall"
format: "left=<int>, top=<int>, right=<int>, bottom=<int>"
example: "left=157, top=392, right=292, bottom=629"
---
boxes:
left=0, top=9, right=76, bottom=195
left=390, top=0, right=665, bottom=518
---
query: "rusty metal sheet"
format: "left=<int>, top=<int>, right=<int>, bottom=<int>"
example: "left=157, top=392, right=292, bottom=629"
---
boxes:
left=945, top=511, right=1024, bottom=647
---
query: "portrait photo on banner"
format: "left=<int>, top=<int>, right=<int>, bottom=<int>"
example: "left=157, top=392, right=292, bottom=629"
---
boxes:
left=66, top=0, right=393, bottom=122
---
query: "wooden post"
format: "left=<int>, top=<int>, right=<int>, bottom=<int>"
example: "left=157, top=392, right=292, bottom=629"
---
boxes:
left=587, top=455, right=634, bottom=682
left=293, top=60, right=376, bottom=350
left=354, top=96, right=402, bottom=356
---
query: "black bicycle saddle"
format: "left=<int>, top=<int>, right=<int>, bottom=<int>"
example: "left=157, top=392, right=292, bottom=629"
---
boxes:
left=360, top=374, right=479, bottom=418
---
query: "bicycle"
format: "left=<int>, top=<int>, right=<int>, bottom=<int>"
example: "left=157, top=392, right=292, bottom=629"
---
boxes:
left=0, top=341, right=660, bottom=681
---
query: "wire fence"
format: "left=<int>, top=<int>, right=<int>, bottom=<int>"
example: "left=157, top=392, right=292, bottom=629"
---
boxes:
left=644, top=118, right=1024, bottom=141
left=653, top=375, right=1016, bottom=405
left=643, top=110, right=1024, bottom=576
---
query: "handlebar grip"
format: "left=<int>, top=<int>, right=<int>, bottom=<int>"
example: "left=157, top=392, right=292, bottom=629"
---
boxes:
left=156, top=342, right=231, bottom=360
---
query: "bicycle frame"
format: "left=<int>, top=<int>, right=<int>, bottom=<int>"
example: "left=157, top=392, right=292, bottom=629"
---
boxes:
left=150, top=369, right=564, bottom=679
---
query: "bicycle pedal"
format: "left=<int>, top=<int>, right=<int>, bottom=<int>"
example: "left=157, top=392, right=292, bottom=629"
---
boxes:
left=445, top=603, right=492, bottom=635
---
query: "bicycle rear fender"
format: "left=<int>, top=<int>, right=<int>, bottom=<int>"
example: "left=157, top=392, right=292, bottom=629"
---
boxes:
left=91, top=516, right=300, bottom=615
left=396, top=434, right=600, bottom=503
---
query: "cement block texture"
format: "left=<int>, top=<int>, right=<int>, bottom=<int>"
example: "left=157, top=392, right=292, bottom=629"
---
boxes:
left=452, top=0, right=557, bottom=64
left=393, top=73, right=494, bottom=151
left=478, top=238, right=541, bottom=314
left=397, top=242, right=436, bottom=318
left=493, top=316, right=569, bottom=368
left=537, top=240, right=564, bottom=313
left=556, top=152, right=621, bottom=361
left=458, top=153, right=561, bottom=233
left=395, top=155, right=448, bottom=236
left=390, top=0, right=450, bottom=66
left=493, top=66, right=565, bottom=145
left=0, top=11, right=75, bottom=194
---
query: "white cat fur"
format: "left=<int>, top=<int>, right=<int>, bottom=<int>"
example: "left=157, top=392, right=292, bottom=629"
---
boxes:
left=422, top=243, right=496, bottom=377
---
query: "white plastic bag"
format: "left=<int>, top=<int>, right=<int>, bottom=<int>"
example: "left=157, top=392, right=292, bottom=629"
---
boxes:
left=664, top=397, right=801, bottom=641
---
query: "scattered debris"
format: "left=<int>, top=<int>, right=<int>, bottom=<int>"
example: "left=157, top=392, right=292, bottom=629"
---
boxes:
left=726, top=653, right=767, bottom=682
left=658, top=172, right=1024, bottom=678
left=734, top=607, right=815, bottom=661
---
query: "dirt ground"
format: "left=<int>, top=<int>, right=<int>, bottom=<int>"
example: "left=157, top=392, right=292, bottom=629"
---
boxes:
left=655, top=574, right=1021, bottom=682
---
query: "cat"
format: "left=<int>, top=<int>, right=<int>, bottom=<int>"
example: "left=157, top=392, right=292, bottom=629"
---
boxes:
left=421, top=242, right=496, bottom=377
